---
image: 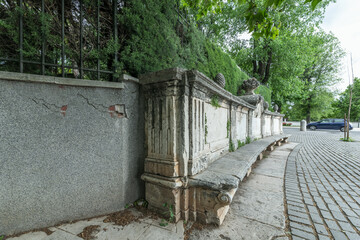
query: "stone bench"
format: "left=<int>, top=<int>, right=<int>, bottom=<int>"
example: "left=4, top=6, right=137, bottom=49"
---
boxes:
left=187, top=134, right=290, bottom=225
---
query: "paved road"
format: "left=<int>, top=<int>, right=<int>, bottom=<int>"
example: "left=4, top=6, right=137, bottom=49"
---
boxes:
left=284, top=128, right=360, bottom=240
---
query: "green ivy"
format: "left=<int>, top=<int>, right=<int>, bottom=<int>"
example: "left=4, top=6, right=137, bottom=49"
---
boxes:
left=211, top=95, right=221, bottom=108
left=237, top=140, right=245, bottom=149
left=205, top=114, right=208, bottom=143
left=229, top=139, right=235, bottom=152
left=226, top=120, right=230, bottom=138
left=255, top=85, right=272, bottom=111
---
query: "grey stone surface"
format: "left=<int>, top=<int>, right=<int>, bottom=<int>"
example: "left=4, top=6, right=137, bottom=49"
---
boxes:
left=300, top=120, right=307, bottom=131
left=0, top=77, right=145, bottom=235
left=0, top=71, right=124, bottom=89
left=189, top=134, right=290, bottom=192
left=6, top=142, right=294, bottom=240
left=7, top=208, right=184, bottom=240
left=284, top=128, right=360, bottom=239
left=188, top=142, right=297, bottom=240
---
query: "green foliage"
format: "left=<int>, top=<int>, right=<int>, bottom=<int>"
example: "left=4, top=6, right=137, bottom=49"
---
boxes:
left=332, top=78, right=360, bottom=121
left=118, top=0, right=248, bottom=93
left=0, top=235, right=4, bottom=240
left=237, top=140, right=245, bottom=149
left=200, top=41, right=249, bottom=94
left=255, top=85, right=272, bottom=110
left=229, top=139, right=235, bottom=152
left=181, top=0, right=324, bottom=39
left=125, top=198, right=148, bottom=209
left=340, top=137, right=355, bottom=142
left=211, top=95, right=221, bottom=108
left=160, top=203, right=175, bottom=226
left=205, top=114, right=208, bottom=143
left=226, top=120, right=230, bottom=138
left=0, top=0, right=249, bottom=88
left=245, top=136, right=251, bottom=144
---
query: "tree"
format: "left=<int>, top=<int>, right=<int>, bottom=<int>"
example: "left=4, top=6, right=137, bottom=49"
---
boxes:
left=181, top=0, right=325, bottom=39
left=333, top=78, right=360, bottom=122
left=193, top=0, right=334, bottom=110
left=288, top=30, right=344, bottom=122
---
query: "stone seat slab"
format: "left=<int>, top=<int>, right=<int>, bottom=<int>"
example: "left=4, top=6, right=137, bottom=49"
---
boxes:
left=189, top=134, right=290, bottom=191
left=188, top=170, right=239, bottom=191
left=187, top=134, right=289, bottom=225
left=206, top=156, right=251, bottom=182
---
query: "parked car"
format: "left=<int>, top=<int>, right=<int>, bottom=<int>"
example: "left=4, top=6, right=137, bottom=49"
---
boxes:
left=307, top=119, right=353, bottom=132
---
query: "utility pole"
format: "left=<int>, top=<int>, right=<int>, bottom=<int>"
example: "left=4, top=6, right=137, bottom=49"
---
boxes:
left=346, top=53, right=354, bottom=140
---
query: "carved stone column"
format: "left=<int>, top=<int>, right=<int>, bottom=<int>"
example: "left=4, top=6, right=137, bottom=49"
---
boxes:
left=140, top=68, right=189, bottom=222
left=230, top=103, right=238, bottom=148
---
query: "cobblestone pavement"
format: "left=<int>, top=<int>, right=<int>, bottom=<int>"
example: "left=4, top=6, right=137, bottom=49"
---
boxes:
left=284, top=128, right=360, bottom=240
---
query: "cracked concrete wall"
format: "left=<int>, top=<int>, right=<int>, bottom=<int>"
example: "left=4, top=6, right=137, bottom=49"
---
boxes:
left=0, top=75, right=144, bottom=235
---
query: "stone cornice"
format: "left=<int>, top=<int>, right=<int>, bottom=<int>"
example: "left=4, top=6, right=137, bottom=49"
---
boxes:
left=264, top=111, right=284, bottom=117
left=0, top=71, right=124, bottom=89
left=186, top=70, right=256, bottom=109
left=139, top=67, right=186, bottom=85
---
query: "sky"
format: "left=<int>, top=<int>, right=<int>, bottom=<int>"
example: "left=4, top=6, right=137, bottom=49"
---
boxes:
left=321, top=0, right=360, bottom=92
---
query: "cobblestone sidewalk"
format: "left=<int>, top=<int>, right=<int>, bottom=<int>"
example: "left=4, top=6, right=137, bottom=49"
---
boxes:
left=284, top=128, right=360, bottom=240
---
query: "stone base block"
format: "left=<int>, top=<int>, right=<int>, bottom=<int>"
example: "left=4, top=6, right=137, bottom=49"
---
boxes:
left=145, top=182, right=181, bottom=222
left=144, top=158, right=179, bottom=177
left=275, top=141, right=282, bottom=146
left=247, top=167, right=252, bottom=177
left=188, top=187, right=237, bottom=225
left=267, top=144, right=275, bottom=151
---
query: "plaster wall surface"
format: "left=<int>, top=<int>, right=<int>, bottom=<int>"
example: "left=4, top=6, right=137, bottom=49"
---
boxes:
left=264, top=116, right=272, bottom=137
left=0, top=73, right=144, bottom=235
left=252, top=116, right=262, bottom=138
left=205, top=103, right=228, bottom=148
left=274, top=118, right=281, bottom=134
left=236, top=111, right=248, bottom=141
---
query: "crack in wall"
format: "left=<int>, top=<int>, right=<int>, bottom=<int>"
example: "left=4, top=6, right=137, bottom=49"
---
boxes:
left=32, top=97, right=66, bottom=116
left=77, top=93, right=108, bottom=113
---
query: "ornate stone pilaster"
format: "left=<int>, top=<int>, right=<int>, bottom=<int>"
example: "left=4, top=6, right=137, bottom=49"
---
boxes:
left=140, top=68, right=189, bottom=221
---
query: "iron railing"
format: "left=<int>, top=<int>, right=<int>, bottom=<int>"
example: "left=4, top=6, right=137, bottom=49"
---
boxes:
left=0, top=0, right=119, bottom=81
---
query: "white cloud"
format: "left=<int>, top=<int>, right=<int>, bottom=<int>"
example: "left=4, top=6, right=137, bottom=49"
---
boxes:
left=321, top=0, right=360, bottom=92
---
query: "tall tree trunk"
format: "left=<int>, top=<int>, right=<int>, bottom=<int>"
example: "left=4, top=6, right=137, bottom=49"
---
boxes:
left=263, top=50, right=272, bottom=84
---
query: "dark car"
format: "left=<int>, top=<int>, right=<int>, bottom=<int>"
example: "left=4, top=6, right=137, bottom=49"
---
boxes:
left=307, top=119, right=353, bottom=132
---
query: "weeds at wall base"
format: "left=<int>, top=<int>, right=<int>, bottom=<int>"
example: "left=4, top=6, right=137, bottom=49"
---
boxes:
left=340, top=137, right=355, bottom=142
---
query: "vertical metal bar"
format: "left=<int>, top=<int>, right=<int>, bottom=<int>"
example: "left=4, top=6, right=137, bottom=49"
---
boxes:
left=19, top=0, right=23, bottom=73
left=97, top=0, right=100, bottom=80
left=80, top=0, right=83, bottom=79
left=113, top=0, right=118, bottom=81
left=41, top=0, right=45, bottom=75
left=61, top=0, right=65, bottom=77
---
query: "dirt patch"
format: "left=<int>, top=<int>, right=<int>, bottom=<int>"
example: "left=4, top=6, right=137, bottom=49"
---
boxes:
left=4, top=227, right=53, bottom=239
left=103, top=209, right=139, bottom=226
left=184, top=222, right=207, bottom=240
left=77, top=225, right=100, bottom=240
left=103, top=206, right=160, bottom=227
left=39, top=228, right=54, bottom=236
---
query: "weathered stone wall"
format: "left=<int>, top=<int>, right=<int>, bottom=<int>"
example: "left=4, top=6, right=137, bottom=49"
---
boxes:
left=0, top=72, right=144, bottom=235
left=140, top=68, right=284, bottom=224
left=263, top=115, right=272, bottom=137
left=235, top=107, right=249, bottom=142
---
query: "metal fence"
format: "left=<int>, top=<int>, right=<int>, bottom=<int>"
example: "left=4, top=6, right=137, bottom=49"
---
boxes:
left=0, top=0, right=119, bottom=81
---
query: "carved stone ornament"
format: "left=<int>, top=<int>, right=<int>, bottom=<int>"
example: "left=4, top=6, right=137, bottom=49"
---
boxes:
left=240, top=78, right=260, bottom=95
left=214, top=73, right=226, bottom=88
left=274, top=104, right=279, bottom=112
left=238, top=94, right=263, bottom=106
left=263, top=101, right=269, bottom=111
left=217, top=192, right=232, bottom=205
